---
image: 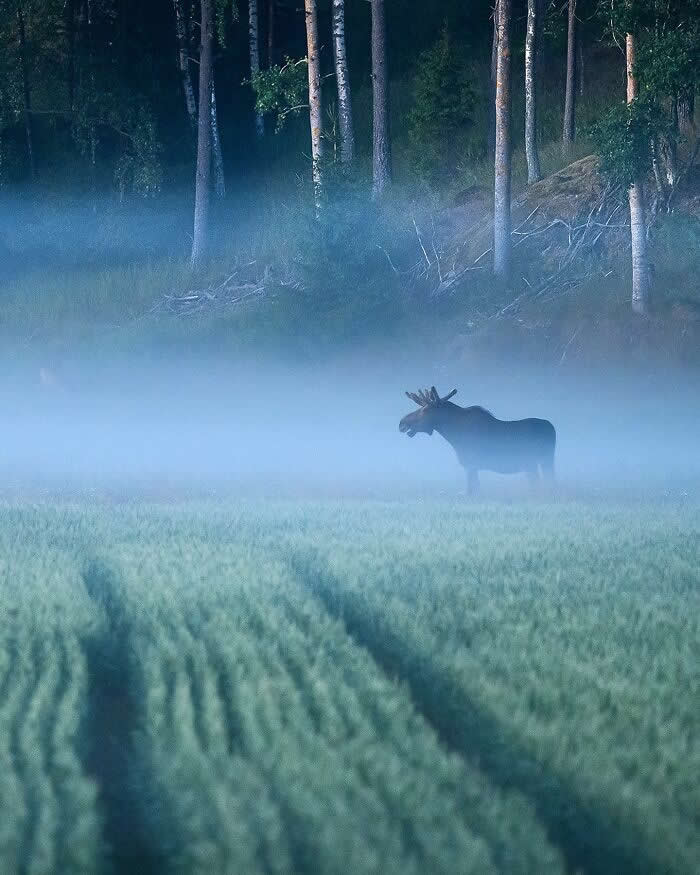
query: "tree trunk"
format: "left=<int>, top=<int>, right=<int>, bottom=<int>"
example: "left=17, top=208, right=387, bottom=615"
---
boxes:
left=677, top=93, right=694, bottom=135
left=211, top=84, right=226, bottom=198
left=248, top=0, right=264, bottom=137
left=487, top=0, right=498, bottom=159
left=16, top=3, right=35, bottom=178
left=332, top=0, right=354, bottom=164
left=660, top=99, right=678, bottom=188
left=67, top=0, right=76, bottom=111
left=493, top=0, right=512, bottom=278
left=626, top=32, right=650, bottom=314
left=371, top=0, right=391, bottom=197
left=650, top=138, right=666, bottom=205
left=191, top=0, right=213, bottom=268
left=524, top=0, right=541, bottom=183
left=173, top=0, right=197, bottom=128
left=267, top=0, right=275, bottom=67
left=304, top=0, right=323, bottom=209
left=577, top=39, right=584, bottom=97
left=562, top=0, right=577, bottom=155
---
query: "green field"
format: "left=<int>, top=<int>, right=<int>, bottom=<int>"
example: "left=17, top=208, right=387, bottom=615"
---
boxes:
left=1, top=499, right=698, bottom=874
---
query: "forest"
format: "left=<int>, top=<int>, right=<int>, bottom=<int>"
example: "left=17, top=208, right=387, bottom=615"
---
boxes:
left=0, top=0, right=698, bottom=369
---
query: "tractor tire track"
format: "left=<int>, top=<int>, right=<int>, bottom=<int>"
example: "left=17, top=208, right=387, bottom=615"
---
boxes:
left=285, top=545, right=663, bottom=875
left=81, top=560, right=168, bottom=875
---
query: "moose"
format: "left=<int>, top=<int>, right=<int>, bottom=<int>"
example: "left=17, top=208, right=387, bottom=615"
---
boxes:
left=399, top=386, right=556, bottom=494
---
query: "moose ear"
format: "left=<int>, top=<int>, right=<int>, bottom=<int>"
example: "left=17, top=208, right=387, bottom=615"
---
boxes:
left=443, top=389, right=457, bottom=402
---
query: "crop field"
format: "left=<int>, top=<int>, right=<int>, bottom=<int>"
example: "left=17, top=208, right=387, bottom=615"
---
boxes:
left=0, top=499, right=697, bottom=874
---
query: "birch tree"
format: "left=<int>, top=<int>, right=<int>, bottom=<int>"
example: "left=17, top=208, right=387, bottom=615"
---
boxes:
left=488, top=0, right=498, bottom=159
left=594, top=0, right=700, bottom=310
left=525, top=0, right=541, bottom=183
left=173, top=0, right=225, bottom=197
left=371, top=0, right=391, bottom=197
left=16, top=2, right=35, bottom=177
left=191, top=0, right=213, bottom=267
left=173, top=0, right=196, bottom=128
left=67, top=0, right=76, bottom=110
left=626, top=32, right=650, bottom=314
left=332, top=0, right=354, bottom=164
left=267, top=0, right=274, bottom=66
left=211, top=86, right=225, bottom=197
left=493, top=0, right=512, bottom=278
left=562, top=0, right=577, bottom=154
left=304, top=0, right=323, bottom=208
left=248, top=0, right=264, bottom=137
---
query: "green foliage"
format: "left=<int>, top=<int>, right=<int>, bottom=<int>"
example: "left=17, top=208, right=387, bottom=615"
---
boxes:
left=71, top=76, right=163, bottom=198
left=249, top=59, right=308, bottom=133
left=113, top=107, right=163, bottom=199
left=590, top=96, right=670, bottom=187
left=284, top=185, right=413, bottom=347
left=593, top=0, right=700, bottom=187
left=637, top=26, right=700, bottom=101
left=407, top=25, right=476, bottom=181
left=215, top=0, right=239, bottom=47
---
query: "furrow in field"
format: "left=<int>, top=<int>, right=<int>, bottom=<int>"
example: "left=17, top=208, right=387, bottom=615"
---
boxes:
left=286, top=544, right=616, bottom=875
left=81, top=560, right=170, bottom=874
left=99, top=535, right=566, bottom=874
left=278, top=503, right=700, bottom=875
left=92, top=556, right=296, bottom=874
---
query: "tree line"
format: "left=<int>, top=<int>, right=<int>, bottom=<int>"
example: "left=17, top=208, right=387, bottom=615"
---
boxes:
left=1, top=0, right=698, bottom=313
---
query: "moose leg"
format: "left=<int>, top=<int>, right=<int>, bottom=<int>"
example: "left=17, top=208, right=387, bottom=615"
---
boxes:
left=467, top=468, right=480, bottom=496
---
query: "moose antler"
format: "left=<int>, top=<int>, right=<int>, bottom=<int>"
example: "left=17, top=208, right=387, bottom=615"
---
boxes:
left=405, top=387, right=458, bottom=407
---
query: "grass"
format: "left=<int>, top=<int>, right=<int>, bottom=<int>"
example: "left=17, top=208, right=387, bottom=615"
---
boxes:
left=0, top=498, right=697, bottom=874
left=0, top=537, right=104, bottom=873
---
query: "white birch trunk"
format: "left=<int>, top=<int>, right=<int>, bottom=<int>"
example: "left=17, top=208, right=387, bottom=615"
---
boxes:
left=562, top=0, right=576, bottom=154
left=248, top=0, right=264, bottom=137
left=304, top=0, right=323, bottom=210
left=525, top=0, right=541, bottom=183
left=371, top=0, right=391, bottom=197
left=211, top=85, right=226, bottom=199
left=493, top=0, right=512, bottom=278
left=173, top=0, right=197, bottom=128
left=332, top=0, right=354, bottom=164
left=191, top=0, right=213, bottom=267
left=488, top=0, right=498, bottom=159
left=626, top=32, right=650, bottom=314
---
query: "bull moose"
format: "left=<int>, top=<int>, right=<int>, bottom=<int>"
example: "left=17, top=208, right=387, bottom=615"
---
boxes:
left=399, top=386, right=556, bottom=494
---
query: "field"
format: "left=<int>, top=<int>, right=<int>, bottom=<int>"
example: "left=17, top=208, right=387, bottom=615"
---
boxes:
left=0, top=498, right=698, bottom=874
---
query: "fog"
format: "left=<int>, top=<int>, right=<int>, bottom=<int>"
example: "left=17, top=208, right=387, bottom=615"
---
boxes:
left=2, top=190, right=698, bottom=501
left=1, top=347, right=698, bottom=500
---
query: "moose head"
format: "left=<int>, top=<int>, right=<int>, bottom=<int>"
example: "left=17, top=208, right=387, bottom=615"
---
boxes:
left=399, top=386, right=458, bottom=437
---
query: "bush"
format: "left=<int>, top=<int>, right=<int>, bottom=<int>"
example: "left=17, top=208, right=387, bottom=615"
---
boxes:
left=407, top=25, right=476, bottom=183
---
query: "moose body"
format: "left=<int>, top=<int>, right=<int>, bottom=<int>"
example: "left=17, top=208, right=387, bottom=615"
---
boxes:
left=399, top=387, right=556, bottom=494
